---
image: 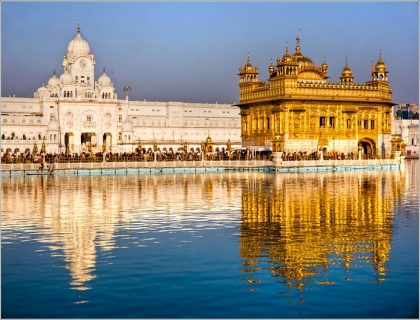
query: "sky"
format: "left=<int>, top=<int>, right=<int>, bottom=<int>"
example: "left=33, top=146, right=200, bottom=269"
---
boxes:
left=1, top=1, right=419, bottom=105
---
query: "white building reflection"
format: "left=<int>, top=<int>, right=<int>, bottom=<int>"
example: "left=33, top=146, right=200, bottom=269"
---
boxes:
left=1, top=172, right=244, bottom=290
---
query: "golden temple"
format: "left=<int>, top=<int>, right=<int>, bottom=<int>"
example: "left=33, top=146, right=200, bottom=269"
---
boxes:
left=237, top=36, right=394, bottom=157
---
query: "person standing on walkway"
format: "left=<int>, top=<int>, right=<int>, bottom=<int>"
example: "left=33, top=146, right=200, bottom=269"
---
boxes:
left=38, top=155, right=44, bottom=172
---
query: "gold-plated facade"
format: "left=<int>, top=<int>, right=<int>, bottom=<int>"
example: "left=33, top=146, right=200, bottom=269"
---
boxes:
left=237, top=37, right=394, bottom=157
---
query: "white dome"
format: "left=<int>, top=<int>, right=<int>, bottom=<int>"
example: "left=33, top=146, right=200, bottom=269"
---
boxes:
left=48, top=118, right=60, bottom=130
left=67, top=26, right=90, bottom=58
left=48, top=71, right=60, bottom=88
left=98, top=68, right=112, bottom=86
left=60, top=70, right=72, bottom=85
left=122, top=119, right=133, bottom=132
left=37, top=85, right=48, bottom=92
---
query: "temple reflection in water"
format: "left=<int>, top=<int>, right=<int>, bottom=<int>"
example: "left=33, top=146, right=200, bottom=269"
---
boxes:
left=1, top=165, right=412, bottom=292
left=239, top=168, right=408, bottom=290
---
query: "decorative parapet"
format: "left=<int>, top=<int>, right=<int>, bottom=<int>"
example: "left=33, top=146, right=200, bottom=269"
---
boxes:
left=240, top=79, right=392, bottom=103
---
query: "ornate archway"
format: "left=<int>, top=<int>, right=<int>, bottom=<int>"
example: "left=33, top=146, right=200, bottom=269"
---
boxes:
left=359, top=138, right=376, bottom=158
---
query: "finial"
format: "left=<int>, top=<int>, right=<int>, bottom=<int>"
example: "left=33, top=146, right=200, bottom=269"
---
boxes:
left=324, top=57, right=326, bottom=63
left=103, top=67, right=106, bottom=73
left=345, top=56, right=348, bottom=66
left=379, top=49, right=382, bottom=61
left=77, top=22, right=80, bottom=34
left=53, top=69, right=56, bottom=75
left=286, top=41, right=289, bottom=53
left=247, top=53, right=250, bottom=63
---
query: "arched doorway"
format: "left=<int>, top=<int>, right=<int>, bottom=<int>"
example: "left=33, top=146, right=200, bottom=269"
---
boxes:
left=64, top=132, right=74, bottom=154
left=81, top=132, right=97, bottom=152
left=103, top=133, right=112, bottom=152
left=359, top=138, right=376, bottom=159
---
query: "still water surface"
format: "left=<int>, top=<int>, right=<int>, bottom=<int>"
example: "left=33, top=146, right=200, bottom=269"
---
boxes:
left=2, top=161, right=418, bottom=318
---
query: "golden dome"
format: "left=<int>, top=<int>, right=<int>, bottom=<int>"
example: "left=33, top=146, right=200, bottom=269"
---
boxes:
left=206, top=135, right=212, bottom=143
left=341, top=57, right=353, bottom=77
left=375, top=50, right=387, bottom=73
left=268, top=59, right=275, bottom=73
left=282, top=42, right=293, bottom=63
left=322, top=58, right=328, bottom=69
left=292, top=37, right=316, bottom=66
left=244, top=53, right=253, bottom=71
left=295, top=55, right=315, bottom=66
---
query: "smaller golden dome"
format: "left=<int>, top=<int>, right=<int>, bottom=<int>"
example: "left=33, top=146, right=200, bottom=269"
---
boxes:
left=206, top=136, right=212, bottom=143
left=268, top=59, right=275, bottom=73
left=322, top=58, right=328, bottom=70
left=341, top=57, right=353, bottom=77
left=375, top=50, right=387, bottom=73
left=282, top=42, right=293, bottom=63
left=244, top=53, right=253, bottom=71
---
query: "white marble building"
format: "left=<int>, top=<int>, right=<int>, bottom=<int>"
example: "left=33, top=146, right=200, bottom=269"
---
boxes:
left=392, top=118, right=419, bottom=156
left=1, top=25, right=241, bottom=155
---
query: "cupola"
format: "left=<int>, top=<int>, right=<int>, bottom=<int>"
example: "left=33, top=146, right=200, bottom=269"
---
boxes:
left=47, top=117, right=60, bottom=131
left=122, top=118, right=133, bottom=132
left=321, top=58, right=328, bottom=76
left=268, top=59, right=275, bottom=75
left=60, top=68, right=73, bottom=85
left=340, top=57, right=354, bottom=85
left=67, top=24, right=91, bottom=58
left=98, top=67, right=112, bottom=87
left=373, top=50, right=388, bottom=81
left=47, top=70, right=61, bottom=88
left=281, top=42, right=293, bottom=63
left=238, top=54, right=259, bottom=83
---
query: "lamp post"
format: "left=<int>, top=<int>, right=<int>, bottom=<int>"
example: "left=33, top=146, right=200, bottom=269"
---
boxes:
left=123, top=86, right=132, bottom=99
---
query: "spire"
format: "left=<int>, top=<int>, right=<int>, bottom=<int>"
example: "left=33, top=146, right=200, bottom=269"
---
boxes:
left=285, top=41, right=289, bottom=54
left=53, top=69, right=56, bottom=76
left=103, top=67, right=106, bottom=74
left=295, top=35, right=301, bottom=55
left=77, top=22, right=80, bottom=34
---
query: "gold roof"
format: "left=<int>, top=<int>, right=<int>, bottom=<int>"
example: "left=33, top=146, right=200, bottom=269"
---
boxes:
left=281, top=42, right=293, bottom=63
left=341, top=57, right=353, bottom=77
left=375, top=50, right=387, bottom=73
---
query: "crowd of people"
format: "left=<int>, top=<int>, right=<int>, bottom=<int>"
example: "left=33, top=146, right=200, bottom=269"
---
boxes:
left=2, top=149, right=383, bottom=165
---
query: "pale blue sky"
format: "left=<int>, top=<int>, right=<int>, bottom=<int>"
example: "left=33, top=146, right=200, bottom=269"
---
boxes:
left=1, top=2, right=419, bottom=104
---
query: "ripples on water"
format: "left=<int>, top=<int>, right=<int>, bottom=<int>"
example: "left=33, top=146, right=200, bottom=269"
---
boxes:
left=1, top=161, right=418, bottom=318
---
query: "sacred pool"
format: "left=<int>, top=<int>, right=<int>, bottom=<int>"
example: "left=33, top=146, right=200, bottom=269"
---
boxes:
left=1, top=160, right=418, bottom=318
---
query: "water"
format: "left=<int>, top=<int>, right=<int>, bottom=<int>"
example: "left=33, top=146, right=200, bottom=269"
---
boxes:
left=2, top=161, right=418, bottom=318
